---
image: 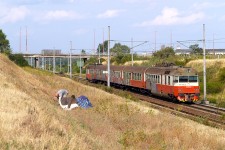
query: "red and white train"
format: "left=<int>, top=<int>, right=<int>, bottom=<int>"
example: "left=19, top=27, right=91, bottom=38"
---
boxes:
left=86, top=64, right=200, bottom=102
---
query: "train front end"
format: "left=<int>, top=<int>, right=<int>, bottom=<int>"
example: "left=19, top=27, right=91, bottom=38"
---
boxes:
left=173, top=68, right=200, bottom=102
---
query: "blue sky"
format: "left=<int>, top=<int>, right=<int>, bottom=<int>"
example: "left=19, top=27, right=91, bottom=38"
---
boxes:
left=1, top=0, right=225, bottom=54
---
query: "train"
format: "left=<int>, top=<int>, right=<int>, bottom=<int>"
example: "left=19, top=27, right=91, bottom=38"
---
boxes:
left=86, top=64, right=200, bottom=102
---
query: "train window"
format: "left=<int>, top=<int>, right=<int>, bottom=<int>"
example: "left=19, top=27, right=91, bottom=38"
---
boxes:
left=179, top=76, right=188, bottom=82
left=168, top=76, right=170, bottom=85
left=174, top=76, right=178, bottom=82
left=90, top=69, right=93, bottom=74
left=146, top=74, right=150, bottom=80
left=132, top=73, right=141, bottom=80
left=165, top=75, right=166, bottom=84
left=189, top=76, right=198, bottom=82
left=124, top=72, right=131, bottom=79
left=97, top=70, right=99, bottom=76
left=110, top=71, right=113, bottom=77
left=132, top=73, right=135, bottom=80
left=115, top=71, right=120, bottom=78
left=134, top=73, right=137, bottom=80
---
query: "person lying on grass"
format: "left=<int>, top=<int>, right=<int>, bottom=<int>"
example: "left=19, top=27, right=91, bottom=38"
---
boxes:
left=59, top=95, right=79, bottom=110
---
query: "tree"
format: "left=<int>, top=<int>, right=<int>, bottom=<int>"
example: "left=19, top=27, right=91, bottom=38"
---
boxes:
left=153, top=47, right=175, bottom=59
left=81, top=49, right=86, bottom=54
left=109, top=43, right=131, bottom=65
left=0, top=29, right=11, bottom=55
left=189, top=44, right=203, bottom=55
left=85, top=57, right=98, bottom=65
left=8, top=54, right=29, bottom=67
left=110, top=43, right=130, bottom=54
left=97, top=40, right=108, bottom=53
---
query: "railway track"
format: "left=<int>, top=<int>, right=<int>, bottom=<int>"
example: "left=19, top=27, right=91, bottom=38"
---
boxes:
left=69, top=75, right=225, bottom=129
left=129, top=92, right=225, bottom=129
left=190, top=103, right=225, bottom=115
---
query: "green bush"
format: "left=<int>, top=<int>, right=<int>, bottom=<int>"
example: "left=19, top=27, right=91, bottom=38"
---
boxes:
left=218, top=67, right=225, bottom=82
left=217, top=101, right=225, bottom=108
left=206, top=82, right=223, bottom=94
left=208, top=97, right=217, bottom=104
left=8, top=54, right=29, bottom=67
left=175, top=60, right=186, bottom=66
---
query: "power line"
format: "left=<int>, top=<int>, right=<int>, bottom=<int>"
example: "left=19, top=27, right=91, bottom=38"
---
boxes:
left=110, top=40, right=148, bottom=43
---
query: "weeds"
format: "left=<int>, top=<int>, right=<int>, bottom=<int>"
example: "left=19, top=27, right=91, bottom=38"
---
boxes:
left=221, top=114, right=225, bottom=120
left=104, top=86, right=113, bottom=93
left=195, top=116, right=210, bottom=126
left=119, top=129, right=148, bottom=148
left=217, top=101, right=225, bottom=108
left=1, top=54, right=225, bottom=149
left=176, top=106, right=183, bottom=112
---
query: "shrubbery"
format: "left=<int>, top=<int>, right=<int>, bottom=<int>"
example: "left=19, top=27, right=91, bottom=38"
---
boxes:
left=206, top=82, right=224, bottom=94
left=218, top=67, right=225, bottom=82
left=8, top=54, right=29, bottom=67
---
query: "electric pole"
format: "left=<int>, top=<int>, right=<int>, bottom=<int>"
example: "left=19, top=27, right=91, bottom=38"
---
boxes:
left=107, top=26, right=110, bottom=87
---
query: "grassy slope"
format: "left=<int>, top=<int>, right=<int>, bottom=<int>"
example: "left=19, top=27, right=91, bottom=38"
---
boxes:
left=186, top=59, right=225, bottom=104
left=1, top=54, right=225, bottom=150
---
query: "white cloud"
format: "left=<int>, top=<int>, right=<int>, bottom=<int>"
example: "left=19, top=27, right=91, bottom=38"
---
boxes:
left=0, top=6, right=29, bottom=24
left=136, top=7, right=205, bottom=26
left=97, top=9, right=125, bottom=19
left=39, top=10, right=83, bottom=21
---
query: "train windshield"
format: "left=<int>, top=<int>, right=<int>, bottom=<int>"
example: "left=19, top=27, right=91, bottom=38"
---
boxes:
left=178, top=76, right=198, bottom=83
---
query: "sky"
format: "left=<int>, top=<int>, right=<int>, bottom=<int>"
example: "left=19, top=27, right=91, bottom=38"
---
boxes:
left=1, top=0, right=225, bottom=54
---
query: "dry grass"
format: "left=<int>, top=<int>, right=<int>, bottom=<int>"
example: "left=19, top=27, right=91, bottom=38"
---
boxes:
left=0, top=54, right=225, bottom=150
left=186, top=58, right=225, bottom=70
left=186, top=58, right=225, bottom=102
left=124, top=60, right=148, bottom=66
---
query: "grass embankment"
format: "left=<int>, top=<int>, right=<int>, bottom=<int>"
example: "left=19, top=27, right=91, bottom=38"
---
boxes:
left=1, top=54, right=225, bottom=149
left=187, top=59, right=225, bottom=106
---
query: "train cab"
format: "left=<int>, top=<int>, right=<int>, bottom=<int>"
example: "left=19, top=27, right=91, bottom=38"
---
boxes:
left=161, top=67, right=200, bottom=102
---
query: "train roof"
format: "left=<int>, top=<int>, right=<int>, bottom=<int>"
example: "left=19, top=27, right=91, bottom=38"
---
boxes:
left=86, top=64, right=198, bottom=76
left=169, top=67, right=198, bottom=76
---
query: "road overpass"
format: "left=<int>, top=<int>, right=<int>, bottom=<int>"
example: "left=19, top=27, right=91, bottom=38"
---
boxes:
left=22, top=53, right=108, bottom=72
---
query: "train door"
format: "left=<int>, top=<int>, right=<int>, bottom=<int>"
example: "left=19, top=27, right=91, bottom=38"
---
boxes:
left=123, top=72, right=131, bottom=85
left=96, top=69, right=99, bottom=79
left=146, top=74, right=157, bottom=93
left=166, top=75, right=173, bottom=94
left=110, top=70, right=113, bottom=82
left=167, top=76, right=170, bottom=85
left=90, top=69, right=95, bottom=79
left=145, top=74, right=151, bottom=90
left=151, top=75, right=157, bottom=93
